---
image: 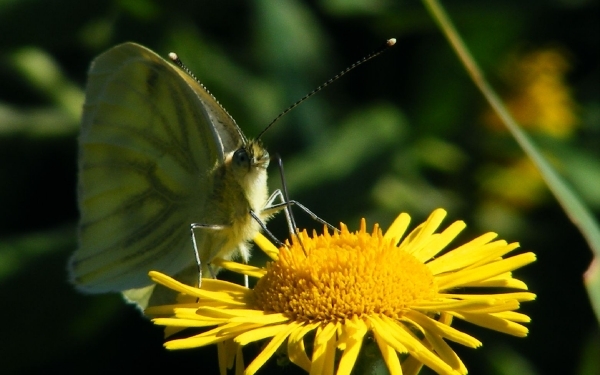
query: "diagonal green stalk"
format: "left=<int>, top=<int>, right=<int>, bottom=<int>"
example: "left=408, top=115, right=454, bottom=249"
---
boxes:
left=422, top=0, right=600, bottom=322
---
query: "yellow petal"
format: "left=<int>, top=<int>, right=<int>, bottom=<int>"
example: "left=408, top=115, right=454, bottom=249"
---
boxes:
left=372, top=329, right=403, bottom=375
left=288, top=322, right=320, bottom=372
left=153, top=317, right=221, bottom=328
left=380, top=315, right=457, bottom=375
left=254, top=232, right=280, bottom=260
left=245, top=321, right=301, bottom=375
left=436, top=253, right=537, bottom=290
left=425, top=233, right=500, bottom=275
left=229, top=312, right=289, bottom=325
left=165, top=328, right=238, bottom=349
left=404, top=310, right=481, bottom=348
left=336, top=317, right=368, bottom=375
left=311, top=323, right=338, bottom=375
left=212, top=258, right=266, bottom=278
left=195, top=306, right=269, bottom=319
left=412, top=220, right=466, bottom=263
left=234, top=323, right=290, bottom=346
left=422, top=330, right=467, bottom=375
left=399, top=209, right=447, bottom=255
left=368, top=316, right=408, bottom=354
left=449, top=311, right=530, bottom=337
left=384, top=212, right=411, bottom=245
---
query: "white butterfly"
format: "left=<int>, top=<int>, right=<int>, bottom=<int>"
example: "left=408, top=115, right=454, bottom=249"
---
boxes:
left=69, top=42, right=285, bottom=308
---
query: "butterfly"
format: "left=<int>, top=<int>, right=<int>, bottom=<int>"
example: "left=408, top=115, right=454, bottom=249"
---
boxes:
left=69, top=42, right=285, bottom=309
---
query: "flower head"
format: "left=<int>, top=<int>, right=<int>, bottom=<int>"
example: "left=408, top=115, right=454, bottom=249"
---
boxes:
left=482, top=47, right=579, bottom=138
left=146, top=209, right=536, bottom=375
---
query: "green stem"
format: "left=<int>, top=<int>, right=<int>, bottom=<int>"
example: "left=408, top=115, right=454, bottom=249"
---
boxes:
left=421, top=0, right=600, bottom=322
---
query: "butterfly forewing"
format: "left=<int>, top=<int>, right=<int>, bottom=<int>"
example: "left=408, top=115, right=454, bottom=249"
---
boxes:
left=72, top=43, right=228, bottom=292
left=171, top=66, right=247, bottom=153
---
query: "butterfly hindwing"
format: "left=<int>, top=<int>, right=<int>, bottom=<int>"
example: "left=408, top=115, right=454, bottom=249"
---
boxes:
left=71, top=43, right=229, bottom=292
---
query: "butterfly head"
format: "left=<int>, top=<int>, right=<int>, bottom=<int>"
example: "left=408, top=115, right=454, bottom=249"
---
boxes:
left=231, top=140, right=269, bottom=172
left=227, top=140, right=270, bottom=190
left=227, top=140, right=270, bottom=210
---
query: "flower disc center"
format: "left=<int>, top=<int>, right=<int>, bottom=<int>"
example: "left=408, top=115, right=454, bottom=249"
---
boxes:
left=253, top=226, right=437, bottom=322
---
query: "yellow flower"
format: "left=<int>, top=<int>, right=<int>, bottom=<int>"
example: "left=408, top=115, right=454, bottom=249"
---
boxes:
left=146, top=209, right=536, bottom=375
left=483, top=47, right=579, bottom=138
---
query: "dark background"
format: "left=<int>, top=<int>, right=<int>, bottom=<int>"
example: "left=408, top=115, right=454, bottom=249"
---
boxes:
left=0, top=0, right=598, bottom=374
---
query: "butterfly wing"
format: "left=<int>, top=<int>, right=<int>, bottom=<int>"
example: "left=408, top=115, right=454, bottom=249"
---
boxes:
left=70, top=42, right=238, bottom=294
left=171, top=61, right=247, bottom=153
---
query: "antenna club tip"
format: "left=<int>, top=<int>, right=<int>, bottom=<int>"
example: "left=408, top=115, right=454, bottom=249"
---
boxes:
left=387, top=38, right=397, bottom=46
left=168, top=52, right=179, bottom=61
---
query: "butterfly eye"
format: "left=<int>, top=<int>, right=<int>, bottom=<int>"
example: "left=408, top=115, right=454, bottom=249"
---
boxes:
left=233, top=148, right=251, bottom=169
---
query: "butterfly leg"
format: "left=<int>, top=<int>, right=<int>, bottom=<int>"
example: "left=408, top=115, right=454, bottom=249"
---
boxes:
left=262, top=189, right=337, bottom=232
left=249, top=209, right=284, bottom=248
left=190, top=223, right=229, bottom=287
left=264, top=154, right=337, bottom=233
left=238, top=242, right=251, bottom=288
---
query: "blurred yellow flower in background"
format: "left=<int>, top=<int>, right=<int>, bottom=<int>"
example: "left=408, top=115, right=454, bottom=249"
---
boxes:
left=478, top=47, right=580, bottom=224
left=483, top=47, right=579, bottom=138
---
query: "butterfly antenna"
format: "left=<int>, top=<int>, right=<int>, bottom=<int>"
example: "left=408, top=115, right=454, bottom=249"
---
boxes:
left=169, top=52, right=246, bottom=142
left=256, top=38, right=396, bottom=140
left=169, top=52, right=198, bottom=81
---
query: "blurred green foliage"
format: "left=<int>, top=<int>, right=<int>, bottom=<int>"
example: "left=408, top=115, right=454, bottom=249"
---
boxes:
left=0, top=0, right=598, bottom=374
